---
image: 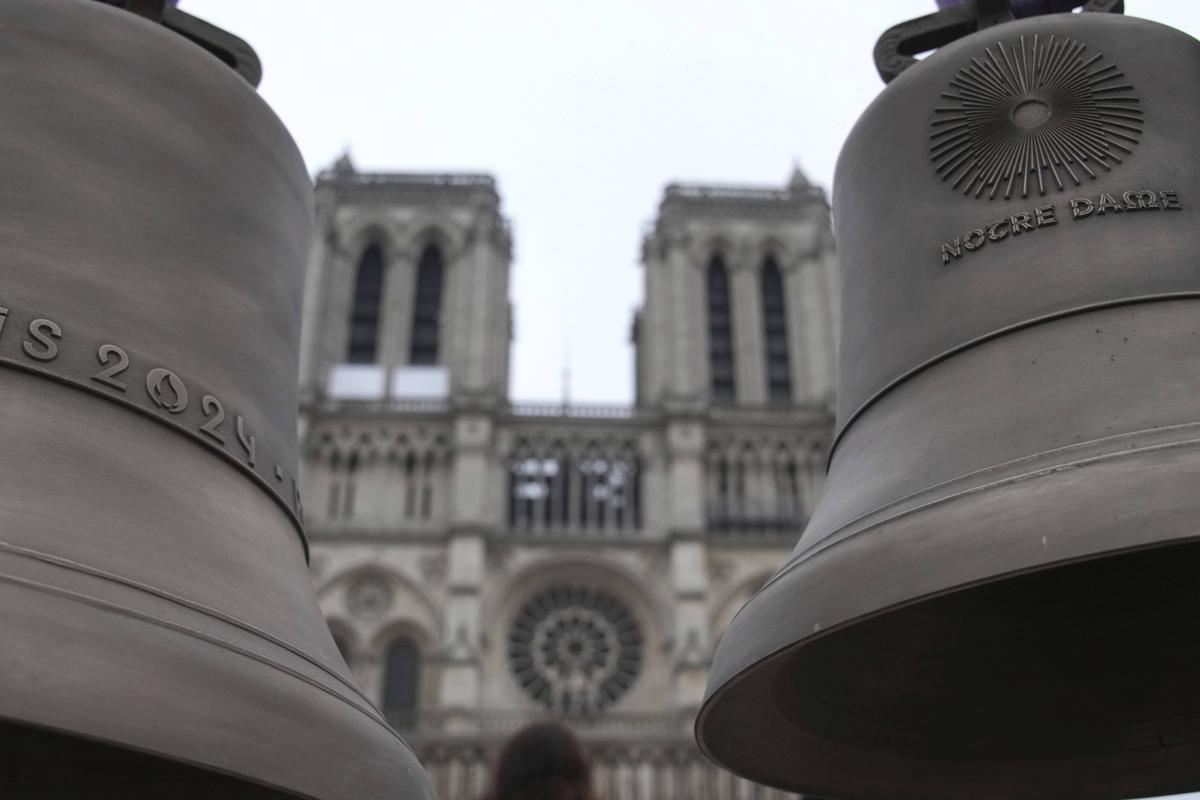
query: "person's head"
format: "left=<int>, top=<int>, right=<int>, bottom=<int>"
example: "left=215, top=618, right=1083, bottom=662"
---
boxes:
left=487, top=722, right=593, bottom=800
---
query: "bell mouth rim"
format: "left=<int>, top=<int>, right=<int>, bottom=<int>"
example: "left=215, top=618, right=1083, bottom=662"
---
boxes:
left=0, top=716, right=301, bottom=798
left=698, top=537, right=1200, bottom=800
left=699, top=298, right=1200, bottom=796
left=0, top=564, right=435, bottom=800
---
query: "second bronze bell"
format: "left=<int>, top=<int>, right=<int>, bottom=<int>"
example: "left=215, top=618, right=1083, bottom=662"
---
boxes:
left=700, top=9, right=1200, bottom=800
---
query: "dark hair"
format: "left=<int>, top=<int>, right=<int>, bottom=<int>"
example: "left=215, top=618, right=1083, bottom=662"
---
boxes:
left=486, top=723, right=594, bottom=800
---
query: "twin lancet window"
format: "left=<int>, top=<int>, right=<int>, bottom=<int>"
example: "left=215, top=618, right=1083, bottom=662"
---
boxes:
left=346, top=244, right=384, bottom=363
left=345, top=242, right=445, bottom=366
left=706, top=254, right=793, bottom=403
left=707, top=256, right=736, bottom=402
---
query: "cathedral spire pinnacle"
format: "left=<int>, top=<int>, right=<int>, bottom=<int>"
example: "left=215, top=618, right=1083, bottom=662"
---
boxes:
left=332, top=149, right=355, bottom=175
left=787, top=161, right=811, bottom=193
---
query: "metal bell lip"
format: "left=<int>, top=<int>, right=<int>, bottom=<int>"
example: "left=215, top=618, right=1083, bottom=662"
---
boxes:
left=0, top=1, right=434, bottom=797
left=698, top=12, right=1200, bottom=800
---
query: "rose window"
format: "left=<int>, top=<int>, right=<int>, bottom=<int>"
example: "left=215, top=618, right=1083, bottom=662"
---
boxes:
left=508, top=585, right=642, bottom=715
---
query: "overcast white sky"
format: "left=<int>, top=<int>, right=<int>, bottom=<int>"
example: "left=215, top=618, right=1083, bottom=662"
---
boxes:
left=189, top=1, right=1200, bottom=412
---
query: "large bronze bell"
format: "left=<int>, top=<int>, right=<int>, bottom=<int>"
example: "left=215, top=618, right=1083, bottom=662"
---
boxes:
left=0, top=1, right=432, bottom=797
left=699, top=5, right=1200, bottom=799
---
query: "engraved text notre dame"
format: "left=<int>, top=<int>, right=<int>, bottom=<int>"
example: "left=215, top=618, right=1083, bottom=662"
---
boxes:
left=940, top=189, right=1182, bottom=266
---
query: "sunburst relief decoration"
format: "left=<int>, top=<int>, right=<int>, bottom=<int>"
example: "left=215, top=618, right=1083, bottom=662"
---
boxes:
left=931, top=35, right=1142, bottom=200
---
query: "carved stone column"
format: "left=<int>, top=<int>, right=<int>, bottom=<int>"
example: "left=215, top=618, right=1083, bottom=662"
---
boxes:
left=458, top=225, right=489, bottom=395
left=665, top=419, right=705, bottom=534
left=731, top=246, right=766, bottom=404
left=668, top=234, right=704, bottom=401
left=453, top=216, right=510, bottom=401
left=638, top=428, right=668, bottom=536
left=798, top=254, right=829, bottom=402
left=664, top=417, right=710, bottom=707
left=784, top=255, right=813, bottom=402
left=438, top=533, right=484, bottom=729
left=316, top=232, right=354, bottom=396
left=671, top=591, right=712, bottom=709
left=450, top=413, right=497, bottom=529
left=817, top=234, right=841, bottom=402
left=641, top=236, right=671, bottom=405
left=379, top=242, right=415, bottom=374
left=796, top=228, right=839, bottom=404
left=299, top=214, right=333, bottom=400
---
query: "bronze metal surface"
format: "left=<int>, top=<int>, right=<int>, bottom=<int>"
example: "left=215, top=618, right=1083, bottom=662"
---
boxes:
left=698, top=12, right=1200, bottom=800
left=0, top=1, right=433, bottom=797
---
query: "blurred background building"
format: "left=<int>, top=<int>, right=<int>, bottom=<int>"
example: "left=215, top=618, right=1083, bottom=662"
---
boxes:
left=297, top=154, right=838, bottom=800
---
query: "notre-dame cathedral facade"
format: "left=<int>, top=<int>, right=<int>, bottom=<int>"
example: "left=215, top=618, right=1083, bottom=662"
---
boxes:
left=298, top=154, right=838, bottom=800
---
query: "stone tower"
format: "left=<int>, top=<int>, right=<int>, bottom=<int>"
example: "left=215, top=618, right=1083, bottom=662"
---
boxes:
left=298, top=159, right=836, bottom=800
left=635, top=167, right=838, bottom=410
left=299, top=153, right=512, bottom=409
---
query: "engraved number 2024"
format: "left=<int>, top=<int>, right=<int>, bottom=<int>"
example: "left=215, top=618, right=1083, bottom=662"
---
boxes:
left=88, top=343, right=257, bottom=470
left=200, top=394, right=226, bottom=444
left=92, top=344, right=130, bottom=391
left=202, top=395, right=255, bottom=468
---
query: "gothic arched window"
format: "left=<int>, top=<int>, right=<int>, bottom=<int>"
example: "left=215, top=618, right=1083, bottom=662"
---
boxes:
left=761, top=256, right=792, bottom=402
left=707, top=255, right=735, bottom=402
left=347, top=243, right=385, bottom=363
left=382, top=637, right=420, bottom=727
left=409, top=245, right=444, bottom=365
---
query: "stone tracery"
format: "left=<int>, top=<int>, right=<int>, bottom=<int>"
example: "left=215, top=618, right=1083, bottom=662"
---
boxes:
left=508, top=585, right=642, bottom=715
left=506, top=433, right=642, bottom=535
